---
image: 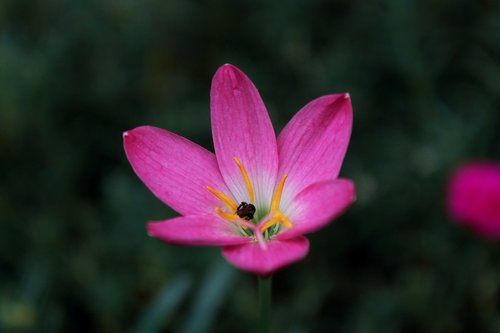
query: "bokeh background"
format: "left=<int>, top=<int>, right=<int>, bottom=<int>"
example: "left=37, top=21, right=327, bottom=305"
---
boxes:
left=1, top=0, right=499, bottom=332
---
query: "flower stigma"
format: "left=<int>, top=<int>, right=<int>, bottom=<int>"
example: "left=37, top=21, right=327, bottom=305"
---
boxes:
left=206, top=158, right=293, bottom=248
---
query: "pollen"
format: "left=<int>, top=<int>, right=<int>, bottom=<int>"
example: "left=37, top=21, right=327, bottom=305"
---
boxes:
left=236, top=202, right=256, bottom=220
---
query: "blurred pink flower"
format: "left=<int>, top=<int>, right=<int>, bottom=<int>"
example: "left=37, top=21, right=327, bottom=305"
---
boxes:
left=123, top=64, right=355, bottom=276
left=447, top=162, right=500, bottom=239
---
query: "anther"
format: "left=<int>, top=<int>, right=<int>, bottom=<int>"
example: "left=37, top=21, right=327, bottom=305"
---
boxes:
left=236, top=202, right=256, bottom=220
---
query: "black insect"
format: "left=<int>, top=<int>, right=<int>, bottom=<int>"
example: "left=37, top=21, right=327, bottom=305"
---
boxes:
left=236, top=202, right=256, bottom=220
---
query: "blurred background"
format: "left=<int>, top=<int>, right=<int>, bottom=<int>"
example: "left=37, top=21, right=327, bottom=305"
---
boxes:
left=1, top=0, right=499, bottom=332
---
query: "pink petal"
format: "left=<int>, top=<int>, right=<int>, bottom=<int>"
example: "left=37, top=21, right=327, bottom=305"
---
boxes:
left=277, top=94, right=352, bottom=196
left=123, top=126, right=229, bottom=216
left=278, top=179, right=355, bottom=240
left=148, top=215, right=251, bottom=246
left=447, top=162, right=500, bottom=239
left=221, top=236, right=309, bottom=276
left=210, top=64, right=278, bottom=208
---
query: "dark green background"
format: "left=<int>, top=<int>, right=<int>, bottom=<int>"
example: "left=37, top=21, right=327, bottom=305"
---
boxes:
left=1, top=0, right=499, bottom=332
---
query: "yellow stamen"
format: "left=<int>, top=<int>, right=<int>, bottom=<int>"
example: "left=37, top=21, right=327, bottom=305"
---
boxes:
left=260, top=218, right=277, bottom=233
left=214, top=207, right=239, bottom=222
left=260, top=211, right=293, bottom=232
left=260, top=175, right=293, bottom=233
left=234, top=157, right=255, bottom=203
left=275, top=212, right=293, bottom=228
left=270, top=174, right=287, bottom=211
left=214, top=208, right=248, bottom=230
left=207, top=186, right=238, bottom=211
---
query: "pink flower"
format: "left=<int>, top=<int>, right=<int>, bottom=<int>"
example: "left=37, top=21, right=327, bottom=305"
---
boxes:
left=123, top=64, right=355, bottom=276
left=447, top=162, right=500, bottom=239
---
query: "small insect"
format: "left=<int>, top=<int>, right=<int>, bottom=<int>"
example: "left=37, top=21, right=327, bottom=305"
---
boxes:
left=236, top=202, right=256, bottom=220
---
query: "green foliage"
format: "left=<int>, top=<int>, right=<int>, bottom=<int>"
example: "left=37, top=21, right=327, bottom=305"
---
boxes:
left=1, top=0, right=499, bottom=332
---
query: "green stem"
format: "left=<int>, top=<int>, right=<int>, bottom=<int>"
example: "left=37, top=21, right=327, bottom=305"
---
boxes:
left=258, top=276, right=272, bottom=333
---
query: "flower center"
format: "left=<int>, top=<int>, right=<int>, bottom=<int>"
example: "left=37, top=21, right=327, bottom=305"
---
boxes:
left=206, top=157, right=293, bottom=242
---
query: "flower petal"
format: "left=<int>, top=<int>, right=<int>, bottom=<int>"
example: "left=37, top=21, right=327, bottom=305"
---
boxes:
left=148, top=215, right=250, bottom=246
left=221, top=236, right=309, bottom=276
left=277, top=94, right=353, bottom=196
left=210, top=64, right=278, bottom=210
left=278, top=179, right=355, bottom=240
left=447, top=162, right=500, bottom=239
left=123, top=126, right=229, bottom=216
